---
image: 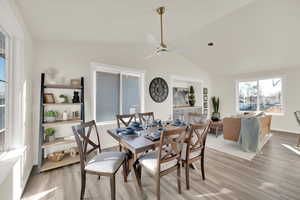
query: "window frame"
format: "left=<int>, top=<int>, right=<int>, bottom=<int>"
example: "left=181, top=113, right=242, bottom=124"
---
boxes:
left=0, top=27, right=11, bottom=153
left=91, top=63, right=145, bottom=125
left=236, top=77, right=284, bottom=115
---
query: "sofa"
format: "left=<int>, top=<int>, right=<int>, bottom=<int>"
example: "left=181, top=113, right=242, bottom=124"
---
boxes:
left=223, top=113, right=272, bottom=142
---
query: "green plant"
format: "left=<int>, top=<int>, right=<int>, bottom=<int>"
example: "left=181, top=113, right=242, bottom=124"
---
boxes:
left=188, top=86, right=196, bottom=106
left=59, top=94, right=69, bottom=103
left=45, top=110, right=58, bottom=117
left=211, top=96, right=220, bottom=113
left=44, top=128, right=55, bottom=136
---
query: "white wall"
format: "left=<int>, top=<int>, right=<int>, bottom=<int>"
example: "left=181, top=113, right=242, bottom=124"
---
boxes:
left=212, top=67, right=300, bottom=134
left=32, top=40, right=212, bottom=163
left=0, top=0, right=34, bottom=199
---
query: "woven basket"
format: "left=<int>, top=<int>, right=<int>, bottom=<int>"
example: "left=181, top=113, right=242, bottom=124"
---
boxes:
left=48, top=151, right=65, bottom=162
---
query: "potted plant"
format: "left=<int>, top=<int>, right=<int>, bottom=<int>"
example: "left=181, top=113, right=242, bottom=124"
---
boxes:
left=44, top=128, right=55, bottom=142
left=211, top=96, right=220, bottom=121
left=44, top=110, right=58, bottom=122
left=188, top=86, right=196, bottom=106
left=59, top=94, right=69, bottom=103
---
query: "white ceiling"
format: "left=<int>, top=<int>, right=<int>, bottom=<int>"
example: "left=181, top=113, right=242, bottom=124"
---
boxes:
left=16, top=0, right=300, bottom=74
left=16, top=0, right=253, bottom=43
left=179, top=0, right=300, bottom=74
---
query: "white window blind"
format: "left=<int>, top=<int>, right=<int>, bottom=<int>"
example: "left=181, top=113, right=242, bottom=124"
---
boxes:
left=94, top=67, right=143, bottom=123
left=122, top=74, right=140, bottom=114
left=96, top=72, right=120, bottom=122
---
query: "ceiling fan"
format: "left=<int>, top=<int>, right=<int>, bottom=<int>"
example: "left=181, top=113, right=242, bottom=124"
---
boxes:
left=145, top=6, right=174, bottom=59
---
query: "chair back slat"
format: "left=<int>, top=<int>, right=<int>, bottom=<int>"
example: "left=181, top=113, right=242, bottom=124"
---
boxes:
left=138, top=112, right=155, bottom=123
left=186, top=120, right=211, bottom=159
left=116, top=114, right=136, bottom=128
left=72, top=120, right=101, bottom=170
left=157, top=127, right=188, bottom=170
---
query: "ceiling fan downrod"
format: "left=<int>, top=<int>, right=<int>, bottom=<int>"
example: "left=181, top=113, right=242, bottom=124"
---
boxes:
left=156, top=7, right=167, bottom=48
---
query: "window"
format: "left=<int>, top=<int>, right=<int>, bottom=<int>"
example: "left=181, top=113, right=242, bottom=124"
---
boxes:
left=238, top=78, right=283, bottom=114
left=93, top=65, right=144, bottom=123
left=0, top=30, right=8, bottom=152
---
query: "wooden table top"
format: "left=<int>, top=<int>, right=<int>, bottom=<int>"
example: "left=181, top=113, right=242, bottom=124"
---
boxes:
left=107, top=125, right=186, bottom=154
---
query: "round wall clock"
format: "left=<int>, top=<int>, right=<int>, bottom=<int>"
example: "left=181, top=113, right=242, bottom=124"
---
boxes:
left=149, top=77, right=169, bottom=103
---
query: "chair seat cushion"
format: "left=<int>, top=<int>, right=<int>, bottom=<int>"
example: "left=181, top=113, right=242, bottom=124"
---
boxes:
left=85, top=152, right=126, bottom=174
left=139, top=151, right=178, bottom=174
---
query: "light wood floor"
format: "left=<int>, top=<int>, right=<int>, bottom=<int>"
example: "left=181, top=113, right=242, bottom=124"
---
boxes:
left=22, top=132, right=300, bottom=200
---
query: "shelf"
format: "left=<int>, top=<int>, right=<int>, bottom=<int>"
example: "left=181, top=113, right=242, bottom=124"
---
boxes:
left=42, top=137, right=76, bottom=148
left=43, top=103, right=82, bottom=106
left=42, top=119, right=82, bottom=127
left=44, top=84, right=82, bottom=89
left=40, top=154, right=80, bottom=172
left=173, top=106, right=202, bottom=110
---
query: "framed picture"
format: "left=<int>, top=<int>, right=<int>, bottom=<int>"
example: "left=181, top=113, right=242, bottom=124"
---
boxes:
left=204, top=102, right=208, bottom=108
left=203, top=95, right=208, bottom=101
left=203, top=88, right=208, bottom=94
left=44, top=93, right=55, bottom=103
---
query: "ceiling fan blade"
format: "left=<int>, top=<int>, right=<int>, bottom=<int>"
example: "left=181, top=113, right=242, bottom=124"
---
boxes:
left=146, top=34, right=159, bottom=47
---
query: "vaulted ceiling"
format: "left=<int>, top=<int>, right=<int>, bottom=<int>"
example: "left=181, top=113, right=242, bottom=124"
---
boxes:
left=16, top=0, right=300, bottom=74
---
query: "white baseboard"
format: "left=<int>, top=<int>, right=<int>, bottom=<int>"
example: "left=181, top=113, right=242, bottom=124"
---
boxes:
left=271, top=129, right=300, bottom=135
left=22, top=165, right=33, bottom=194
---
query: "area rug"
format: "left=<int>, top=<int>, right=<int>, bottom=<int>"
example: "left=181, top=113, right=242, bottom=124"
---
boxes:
left=206, top=133, right=272, bottom=160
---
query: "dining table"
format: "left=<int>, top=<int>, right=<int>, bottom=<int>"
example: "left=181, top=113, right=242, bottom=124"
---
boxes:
left=107, top=123, right=188, bottom=181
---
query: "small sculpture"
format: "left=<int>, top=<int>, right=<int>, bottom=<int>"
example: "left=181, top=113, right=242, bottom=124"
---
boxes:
left=72, top=91, right=80, bottom=103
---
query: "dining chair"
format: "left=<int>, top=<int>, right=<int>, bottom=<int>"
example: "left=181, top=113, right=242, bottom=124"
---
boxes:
left=133, top=126, right=188, bottom=200
left=294, top=111, right=300, bottom=147
left=116, top=114, right=137, bottom=151
left=116, top=114, right=137, bottom=128
left=138, top=112, right=155, bottom=124
left=72, top=120, right=127, bottom=200
left=182, top=120, right=211, bottom=190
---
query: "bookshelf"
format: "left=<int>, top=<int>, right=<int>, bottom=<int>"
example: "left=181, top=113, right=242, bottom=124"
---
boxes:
left=37, top=73, right=85, bottom=172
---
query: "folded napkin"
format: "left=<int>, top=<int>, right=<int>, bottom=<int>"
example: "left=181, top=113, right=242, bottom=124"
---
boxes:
left=172, top=121, right=187, bottom=127
left=145, top=130, right=161, bottom=141
left=116, top=128, right=127, bottom=133
left=116, top=127, right=136, bottom=135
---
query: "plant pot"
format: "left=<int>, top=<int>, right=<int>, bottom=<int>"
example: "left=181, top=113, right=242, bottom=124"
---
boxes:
left=45, top=135, right=55, bottom=142
left=45, top=116, right=56, bottom=123
left=189, top=100, right=195, bottom=107
left=211, top=112, right=220, bottom=121
left=48, top=135, right=55, bottom=142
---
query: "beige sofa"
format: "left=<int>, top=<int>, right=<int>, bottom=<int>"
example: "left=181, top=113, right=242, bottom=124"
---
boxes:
left=223, top=114, right=272, bottom=142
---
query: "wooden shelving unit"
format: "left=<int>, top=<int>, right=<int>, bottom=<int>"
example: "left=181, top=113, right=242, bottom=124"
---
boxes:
left=43, top=103, right=82, bottom=106
left=41, top=137, right=76, bottom=149
left=42, top=119, right=83, bottom=127
left=40, top=154, right=80, bottom=172
left=44, top=84, right=82, bottom=89
left=38, top=73, right=85, bottom=172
